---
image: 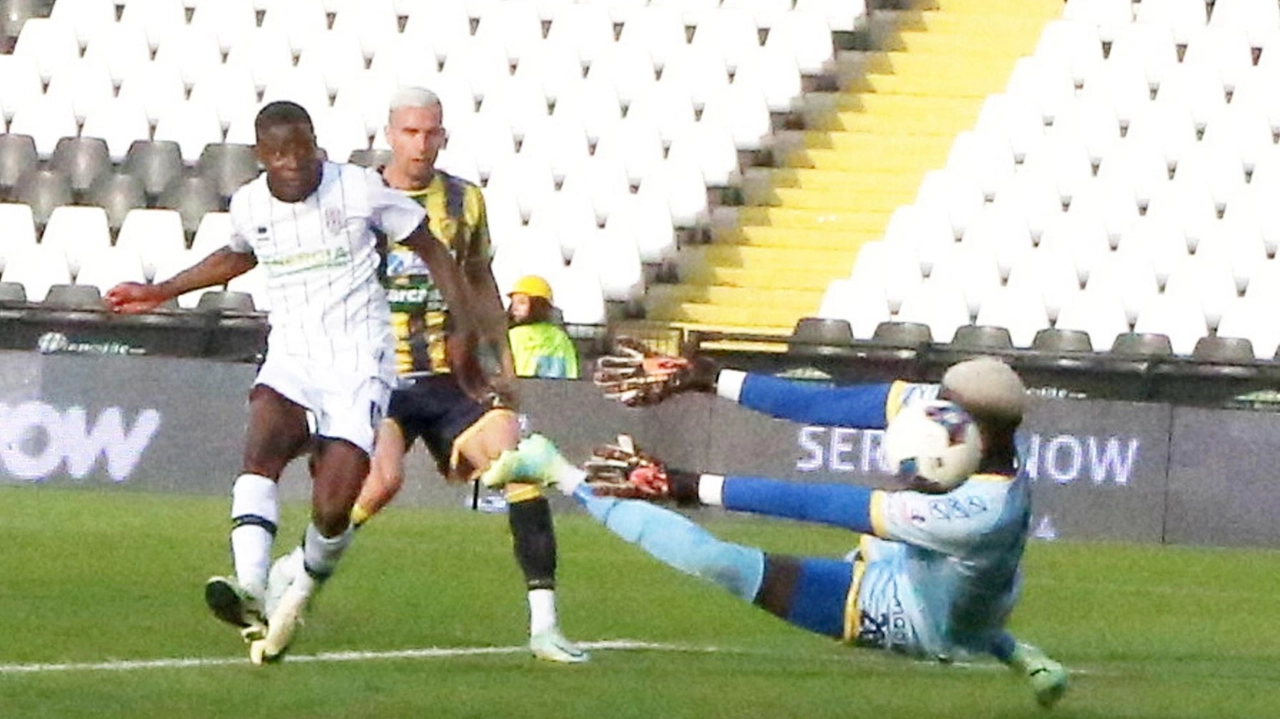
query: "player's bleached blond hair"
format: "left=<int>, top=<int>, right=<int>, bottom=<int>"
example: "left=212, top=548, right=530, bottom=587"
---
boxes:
left=388, top=87, right=443, bottom=123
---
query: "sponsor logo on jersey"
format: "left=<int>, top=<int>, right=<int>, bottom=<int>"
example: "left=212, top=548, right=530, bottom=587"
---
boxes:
left=259, top=246, right=353, bottom=276
left=324, top=206, right=346, bottom=236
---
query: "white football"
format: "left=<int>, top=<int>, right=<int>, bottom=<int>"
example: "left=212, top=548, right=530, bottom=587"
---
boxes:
left=883, top=399, right=983, bottom=492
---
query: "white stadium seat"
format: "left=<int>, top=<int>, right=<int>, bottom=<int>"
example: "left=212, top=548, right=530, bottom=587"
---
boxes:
left=50, top=0, right=116, bottom=48
left=894, top=280, right=971, bottom=344
left=1133, top=291, right=1208, bottom=355
left=41, top=206, right=112, bottom=278
left=849, top=239, right=924, bottom=314
left=560, top=155, right=633, bottom=224
left=511, top=41, right=586, bottom=103
left=817, top=278, right=891, bottom=340
left=974, top=284, right=1052, bottom=347
left=915, top=169, right=986, bottom=241
left=543, top=3, right=615, bottom=64
left=616, top=5, right=687, bottom=70
left=82, top=98, right=153, bottom=162
left=974, top=93, right=1045, bottom=162
left=1210, top=0, right=1280, bottom=47
left=1216, top=295, right=1280, bottom=358
left=9, top=95, right=79, bottom=158
left=14, top=18, right=81, bottom=83
left=699, top=82, right=774, bottom=152
left=1005, top=247, right=1081, bottom=323
left=1134, top=0, right=1207, bottom=45
left=330, top=0, right=400, bottom=61
left=0, top=203, right=38, bottom=274
left=403, top=2, right=473, bottom=63
left=0, top=54, right=44, bottom=122
left=636, top=156, right=709, bottom=228
left=690, top=7, right=761, bottom=73
left=1035, top=19, right=1105, bottom=86
left=118, top=62, right=189, bottom=126
left=0, top=243, right=74, bottom=302
left=1107, top=23, right=1180, bottom=89
left=297, top=32, right=368, bottom=97
left=74, top=245, right=148, bottom=290
left=584, top=42, right=658, bottom=106
left=119, top=0, right=188, bottom=51
left=154, top=101, right=226, bottom=163
left=733, top=45, right=804, bottom=113
left=764, top=10, right=833, bottom=75
left=570, top=225, right=645, bottom=302
left=472, top=1, right=545, bottom=63
left=1182, top=25, right=1254, bottom=92
left=190, top=0, right=259, bottom=53
left=604, top=192, right=677, bottom=264
left=1054, top=288, right=1131, bottom=351
left=1006, top=55, right=1076, bottom=124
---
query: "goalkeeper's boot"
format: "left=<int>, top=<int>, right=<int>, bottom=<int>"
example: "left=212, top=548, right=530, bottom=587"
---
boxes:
left=1011, top=642, right=1068, bottom=709
left=264, top=547, right=303, bottom=619
left=529, top=626, right=590, bottom=664
left=204, top=576, right=266, bottom=642
left=249, top=575, right=316, bottom=665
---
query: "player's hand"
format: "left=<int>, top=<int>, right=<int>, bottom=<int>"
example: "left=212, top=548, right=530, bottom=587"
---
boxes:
left=583, top=434, right=672, bottom=500
left=592, top=337, right=719, bottom=406
left=103, top=282, right=167, bottom=314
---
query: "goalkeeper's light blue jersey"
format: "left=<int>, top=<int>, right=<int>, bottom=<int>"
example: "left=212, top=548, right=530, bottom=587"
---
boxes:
left=733, top=373, right=1030, bottom=659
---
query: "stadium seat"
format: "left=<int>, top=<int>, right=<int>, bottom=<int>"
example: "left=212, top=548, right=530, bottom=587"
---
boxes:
left=1035, top=19, right=1105, bottom=86
left=1126, top=102, right=1199, bottom=178
left=8, top=95, right=78, bottom=159
left=472, top=0, right=543, bottom=63
left=152, top=24, right=224, bottom=90
left=491, top=226, right=568, bottom=297
left=584, top=42, right=658, bottom=107
left=1050, top=97, right=1122, bottom=166
left=793, top=0, right=867, bottom=32
left=0, top=202, right=37, bottom=273
left=636, top=156, right=709, bottom=228
left=517, top=117, right=591, bottom=183
left=763, top=10, right=832, bottom=75
left=45, top=57, right=114, bottom=123
left=603, top=192, right=677, bottom=264
left=616, top=5, right=687, bottom=70
left=879, top=204, right=954, bottom=279
left=570, top=225, right=644, bottom=302
left=1163, top=254, right=1239, bottom=330
left=14, top=167, right=71, bottom=233
left=0, top=134, right=38, bottom=201
left=542, top=3, right=614, bottom=65
left=440, top=37, right=514, bottom=102
left=915, top=170, right=986, bottom=240
left=958, top=207, right=1032, bottom=278
left=402, top=1, right=472, bottom=64
left=974, top=93, right=1044, bottom=163
left=154, top=101, right=228, bottom=164
left=121, top=140, right=185, bottom=202
left=1153, top=63, right=1228, bottom=130
left=894, top=281, right=971, bottom=344
left=0, top=54, right=43, bottom=123
left=528, top=189, right=601, bottom=261
left=945, top=130, right=1016, bottom=201
left=83, top=22, right=151, bottom=85
left=732, top=44, right=804, bottom=114
left=1108, top=22, right=1180, bottom=89
left=259, top=0, right=327, bottom=54
left=1083, top=253, right=1159, bottom=325
left=13, top=17, right=79, bottom=82
left=189, top=0, right=257, bottom=53
left=1095, top=133, right=1175, bottom=206
left=49, top=0, right=113, bottom=48
left=196, top=144, right=261, bottom=204
left=560, top=155, right=634, bottom=224
left=790, top=316, right=856, bottom=353
left=261, top=67, right=332, bottom=119
left=552, top=264, right=608, bottom=325
left=478, top=75, right=552, bottom=141
left=158, top=176, right=223, bottom=239
left=314, top=109, right=372, bottom=166
left=816, top=279, right=890, bottom=340
left=1110, top=331, right=1175, bottom=357
left=1172, top=143, right=1247, bottom=211
left=950, top=324, right=1015, bottom=352
left=0, top=242, right=72, bottom=302
left=1054, top=289, right=1132, bottom=353
left=41, top=205, right=111, bottom=277
left=41, top=282, right=103, bottom=309
left=689, top=7, right=760, bottom=73
left=1032, top=327, right=1094, bottom=353
left=485, top=154, right=557, bottom=222
left=1216, top=295, right=1280, bottom=358
left=330, top=0, right=399, bottom=61
left=332, top=70, right=399, bottom=139
left=0, top=281, right=26, bottom=303
left=1210, top=0, right=1279, bottom=47
left=194, top=287, right=258, bottom=313
left=660, top=43, right=731, bottom=110
left=445, top=111, right=517, bottom=180
left=1035, top=213, right=1110, bottom=285
left=1066, top=176, right=1140, bottom=246
left=990, top=169, right=1064, bottom=241
left=50, top=137, right=111, bottom=202
left=666, top=122, right=741, bottom=187
left=848, top=240, right=923, bottom=315
left=594, top=121, right=666, bottom=187
left=973, top=285, right=1051, bottom=348
left=224, top=27, right=295, bottom=92
left=927, top=242, right=1002, bottom=318
left=1182, top=24, right=1253, bottom=92
left=1020, top=137, right=1096, bottom=206
left=190, top=211, right=232, bottom=260
left=86, top=172, right=146, bottom=239
left=1144, top=181, right=1218, bottom=253
left=188, top=63, right=262, bottom=133
left=1134, top=0, right=1208, bottom=44
left=1006, top=55, right=1076, bottom=124
left=511, top=40, right=586, bottom=104
left=116, top=64, right=187, bottom=130
left=1133, top=291, right=1208, bottom=355
left=1221, top=185, right=1280, bottom=258
left=621, top=80, right=695, bottom=145
left=74, top=244, right=147, bottom=291
left=1005, top=247, right=1082, bottom=323
left=119, top=0, right=186, bottom=51
left=1080, top=60, right=1153, bottom=126
left=116, top=208, right=187, bottom=280
left=699, top=82, right=772, bottom=152
left=1200, top=105, right=1275, bottom=171
left=225, top=264, right=272, bottom=311
left=297, top=31, right=367, bottom=97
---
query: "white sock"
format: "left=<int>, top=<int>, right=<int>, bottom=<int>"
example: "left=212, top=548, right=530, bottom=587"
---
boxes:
left=528, top=588, right=558, bottom=636
left=302, top=521, right=353, bottom=582
left=698, top=474, right=725, bottom=506
left=230, top=473, right=278, bottom=599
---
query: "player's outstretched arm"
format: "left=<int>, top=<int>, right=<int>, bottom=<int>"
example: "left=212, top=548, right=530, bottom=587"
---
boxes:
left=104, top=247, right=257, bottom=314
left=722, top=371, right=933, bottom=430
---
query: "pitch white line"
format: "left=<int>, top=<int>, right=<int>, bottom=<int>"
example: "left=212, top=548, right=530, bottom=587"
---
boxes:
left=0, top=640, right=713, bottom=675
left=0, top=640, right=1100, bottom=677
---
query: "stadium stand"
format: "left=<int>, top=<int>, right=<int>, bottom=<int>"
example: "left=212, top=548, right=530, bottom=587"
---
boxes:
left=0, top=0, right=1276, bottom=374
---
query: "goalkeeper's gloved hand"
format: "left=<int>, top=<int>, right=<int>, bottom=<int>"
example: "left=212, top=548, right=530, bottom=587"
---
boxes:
left=582, top=434, right=700, bottom=505
left=592, top=338, right=720, bottom=407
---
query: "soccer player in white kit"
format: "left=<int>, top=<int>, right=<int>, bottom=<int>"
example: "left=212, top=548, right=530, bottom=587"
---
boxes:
left=105, top=101, right=460, bottom=663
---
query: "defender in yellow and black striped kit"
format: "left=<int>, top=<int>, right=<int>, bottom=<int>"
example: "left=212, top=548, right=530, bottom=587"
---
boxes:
left=351, top=87, right=587, bottom=663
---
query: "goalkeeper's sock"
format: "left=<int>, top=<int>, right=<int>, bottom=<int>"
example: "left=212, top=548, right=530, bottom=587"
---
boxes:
left=509, top=496, right=558, bottom=589
left=527, top=588, right=558, bottom=636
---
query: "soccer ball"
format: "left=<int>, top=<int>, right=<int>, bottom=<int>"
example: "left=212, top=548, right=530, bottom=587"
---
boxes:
left=882, top=399, right=983, bottom=493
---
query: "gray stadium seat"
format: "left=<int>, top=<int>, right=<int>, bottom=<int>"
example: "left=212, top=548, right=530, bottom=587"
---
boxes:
left=1110, top=332, right=1174, bottom=358
left=348, top=148, right=393, bottom=169
left=196, top=289, right=256, bottom=313
left=871, top=321, right=933, bottom=347
left=196, top=143, right=260, bottom=202
left=789, top=316, right=855, bottom=357
left=0, top=280, right=26, bottom=302
left=1031, top=328, right=1093, bottom=353
left=42, top=283, right=103, bottom=309
left=14, top=167, right=71, bottom=232
left=158, top=175, right=221, bottom=238
left=1192, top=336, right=1255, bottom=364
left=121, top=139, right=185, bottom=201
left=50, top=136, right=111, bottom=200
left=0, top=133, right=38, bottom=200
left=0, top=0, right=54, bottom=52
left=87, top=172, right=147, bottom=237
left=950, top=324, right=1014, bottom=351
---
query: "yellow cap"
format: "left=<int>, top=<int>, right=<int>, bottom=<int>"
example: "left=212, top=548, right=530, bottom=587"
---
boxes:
left=509, top=275, right=553, bottom=302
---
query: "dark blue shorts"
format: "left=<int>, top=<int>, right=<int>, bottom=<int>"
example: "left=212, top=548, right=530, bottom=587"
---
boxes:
left=387, top=374, right=488, bottom=474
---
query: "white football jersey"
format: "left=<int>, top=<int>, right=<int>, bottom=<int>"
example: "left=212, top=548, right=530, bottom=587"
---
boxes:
left=228, top=162, right=425, bottom=379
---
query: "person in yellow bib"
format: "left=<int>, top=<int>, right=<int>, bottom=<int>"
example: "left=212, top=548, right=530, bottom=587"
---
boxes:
left=507, top=275, right=580, bottom=380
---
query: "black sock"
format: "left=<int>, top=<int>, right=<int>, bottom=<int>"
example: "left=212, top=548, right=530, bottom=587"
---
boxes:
left=508, top=496, right=557, bottom=591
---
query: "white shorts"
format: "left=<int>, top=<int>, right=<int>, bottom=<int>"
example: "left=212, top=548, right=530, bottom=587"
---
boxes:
left=254, top=355, right=392, bottom=454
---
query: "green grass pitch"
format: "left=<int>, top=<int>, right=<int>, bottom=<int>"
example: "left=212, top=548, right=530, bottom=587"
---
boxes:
left=1, top=486, right=1276, bottom=719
